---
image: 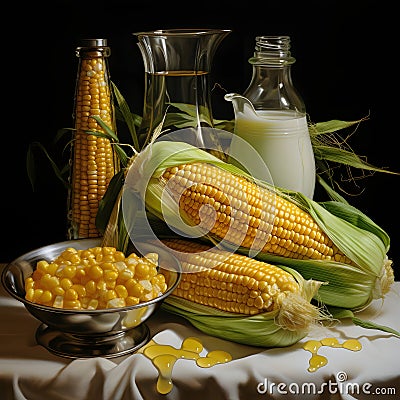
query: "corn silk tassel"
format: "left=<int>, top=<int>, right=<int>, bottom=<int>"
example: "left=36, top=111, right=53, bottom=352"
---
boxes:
left=102, top=140, right=398, bottom=338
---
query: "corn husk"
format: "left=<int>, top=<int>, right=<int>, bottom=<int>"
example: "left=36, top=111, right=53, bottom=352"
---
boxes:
left=104, top=140, right=398, bottom=337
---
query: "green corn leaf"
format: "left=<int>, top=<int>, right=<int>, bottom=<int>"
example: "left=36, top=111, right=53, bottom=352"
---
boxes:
left=167, top=102, right=199, bottom=117
left=84, top=117, right=129, bottom=167
left=164, top=112, right=196, bottom=128
left=328, top=307, right=400, bottom=337
left=111, top=81, right=140, bottom=151
left=96, top=170, right=125, bottom=235
left=308, top=117, right=399, bottom=181
left=254, top=255, right=378, bottom=310
left=88, top=116, right=119, bottom=142
left=309, top=119, right=366, bottom=135
left=114, top=107, right=142, bottom=128
left=316, top=175, right=349, bottom=203
left=318, top=200, right=390, bottom=251
left=26, top=142, right=69, bottom=191
left=313, top=144, right=396, bottom=174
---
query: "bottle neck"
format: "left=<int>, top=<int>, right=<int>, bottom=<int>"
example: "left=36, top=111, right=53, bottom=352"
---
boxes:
left=75, top=38, right=111, bottom=59
left=76, top=47, right=111, bottom=59
left=243, top=36, right=305, bottom=114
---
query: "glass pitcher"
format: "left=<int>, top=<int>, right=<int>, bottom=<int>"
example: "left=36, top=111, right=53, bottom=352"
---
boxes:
left=133, top=29, right=231, bottom=154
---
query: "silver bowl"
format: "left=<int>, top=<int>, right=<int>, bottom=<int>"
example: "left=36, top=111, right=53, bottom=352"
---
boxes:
left=1, top=238, right=181, bottom=359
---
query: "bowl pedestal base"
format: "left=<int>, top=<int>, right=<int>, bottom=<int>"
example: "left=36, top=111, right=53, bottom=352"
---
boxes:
left=35, top=323, right=150, bottom=359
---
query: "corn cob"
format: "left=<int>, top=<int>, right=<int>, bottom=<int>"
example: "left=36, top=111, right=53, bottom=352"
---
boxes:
left=69, top=47, right=119, bottom=239
left=158, top=238, right=324, bottom=347
left=163, top=238, right=303, bottom=315
left=160, top=162, right=353, bottom=265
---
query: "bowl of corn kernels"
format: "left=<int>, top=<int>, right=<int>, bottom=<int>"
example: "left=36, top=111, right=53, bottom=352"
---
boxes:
left=1, top=238, right=181, bottom=358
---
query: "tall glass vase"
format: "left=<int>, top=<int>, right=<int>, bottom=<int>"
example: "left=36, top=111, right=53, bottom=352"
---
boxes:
left=133, top=29, right=231, bottom=154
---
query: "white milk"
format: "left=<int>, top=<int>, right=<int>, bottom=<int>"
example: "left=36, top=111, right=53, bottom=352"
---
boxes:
left=228, top=110, right=316, bottom=198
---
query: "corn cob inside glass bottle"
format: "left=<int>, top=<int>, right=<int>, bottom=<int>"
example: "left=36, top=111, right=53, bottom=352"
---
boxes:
left=68, top=38, right=119, bottom=239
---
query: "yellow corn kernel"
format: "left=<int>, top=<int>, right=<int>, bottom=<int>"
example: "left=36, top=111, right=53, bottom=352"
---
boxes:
left=25, top=288, right=35, bottom=302
left=135, top=262, right=150, bottom=279
left=102, top=289, right=117, bottom=303
left=117, top=269, right=134, bottom=283
left=128, top=282, right=144, bottom=298
left=75, top=266, right=86, bottom=280
left=59, top=249, right=81, bottom=264
left=40, top=290, right=53, bottom=304
left=40, top=274, right=59, bottom=290
left=36, top=260, right=50, bottom=274
left=126, top=296, right=140, bottom=306
left=53, top=286, right=65, bottom=296
left=80, top=249, right=95, bottom=259
left=71, top=284, right=86, bottom=298
left=104, top=269, right=118, bottom=281
left=32, top=289, right=44, bottom=302
left=115, top=285, right=128, bottom=299
left=151, top=275, right=167, bottom=293
left=64, top=300, right=82, bottom=309
left=60, top=278, right=73, bottom=291
left=88, top=265, right=103, bottom=280
left=46, top=263, right=59, bottom=276
left=113, top=251, right=126, bottom=262
left=65, top=288, right=79, bottom=301
left=102, top=246, right=116, bottom=255
left=101, top=262, right=117, bottom=271
left=87, top=299, right=99, bottom=310
left=127, top=253, right=140, bottom=260
left=25, top=277, right=35, bottom=291
left=56, top=265, right=77, bottom=279
left=85, top=280, right=97, bottom=294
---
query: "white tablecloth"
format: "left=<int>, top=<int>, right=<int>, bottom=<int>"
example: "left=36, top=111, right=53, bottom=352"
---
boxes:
left=1, top=262, right=399, bottom=400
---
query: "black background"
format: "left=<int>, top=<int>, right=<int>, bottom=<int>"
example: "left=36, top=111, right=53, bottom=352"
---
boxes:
left=2, top=1, right=398, bottom=279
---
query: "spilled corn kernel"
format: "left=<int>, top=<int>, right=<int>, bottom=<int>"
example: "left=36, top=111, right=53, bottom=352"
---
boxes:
left=24, top=246, right=168, bottom=310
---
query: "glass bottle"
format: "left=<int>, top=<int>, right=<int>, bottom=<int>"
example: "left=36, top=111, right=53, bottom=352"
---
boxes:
left=133, top=29, right=231, bottom=156
left=226, top=36, right=316, bottom=198
left=67, top=38, right=119, bottom=239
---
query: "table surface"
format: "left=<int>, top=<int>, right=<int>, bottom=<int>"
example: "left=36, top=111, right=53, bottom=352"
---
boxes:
left=1, top=263, right=399, bottom=400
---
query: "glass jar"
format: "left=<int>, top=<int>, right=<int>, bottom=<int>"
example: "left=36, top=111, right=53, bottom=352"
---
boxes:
left=226, top=36, right=316, bottom=198
left=68, top=38, right=119, bottom=239
left=133, top=29, right=231, bottom=156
